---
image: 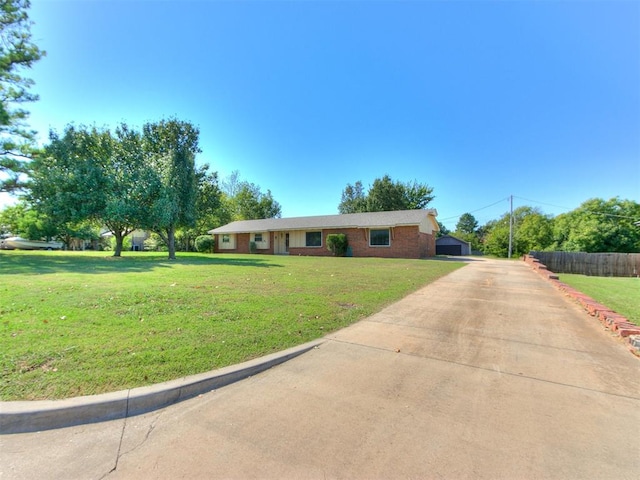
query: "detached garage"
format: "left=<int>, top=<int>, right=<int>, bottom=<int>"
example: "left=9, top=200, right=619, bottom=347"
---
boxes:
left=436, top=234, right=471, bottom=256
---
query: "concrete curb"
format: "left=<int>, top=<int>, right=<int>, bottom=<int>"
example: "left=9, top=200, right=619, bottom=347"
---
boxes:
left=523, top=255, right=640, bottom=356
left=1, top=339, right=324, bottom=435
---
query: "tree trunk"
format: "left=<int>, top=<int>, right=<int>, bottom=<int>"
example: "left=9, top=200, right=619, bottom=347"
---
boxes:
left=167, top=227, right=176, bottom=260
left=113, top=231, right=124, bottom=257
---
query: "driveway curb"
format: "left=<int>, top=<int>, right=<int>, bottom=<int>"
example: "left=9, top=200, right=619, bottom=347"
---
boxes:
left=523, top=255, right=640, bottom=356
left=1, top=339, right=324, bottom=434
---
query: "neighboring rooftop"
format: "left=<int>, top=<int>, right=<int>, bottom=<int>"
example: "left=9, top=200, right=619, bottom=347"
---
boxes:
left=209, top=209, right=438, bottom=234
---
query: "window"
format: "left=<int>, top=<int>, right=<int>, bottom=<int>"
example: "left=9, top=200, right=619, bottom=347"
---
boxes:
left=254, top=233, right=263, bottom=242
left=222, top=235, right=230, bottom=243
left=305, top=231, right=322, bottom=247
left=370, top=229, right=390, bottom=246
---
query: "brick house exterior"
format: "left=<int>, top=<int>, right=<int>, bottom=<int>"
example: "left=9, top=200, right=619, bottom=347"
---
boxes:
left=208, top=210, right=439, bottom=259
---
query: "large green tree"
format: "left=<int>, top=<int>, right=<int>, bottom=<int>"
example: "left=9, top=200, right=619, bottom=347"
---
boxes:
left=482, top=206, right=553, bottom=257
left=141, top=118, right=200, bottom=260
left=233, top=182, right=281, bottom=220
left=220, top=170, right=282, bottom=221
left=401, top=179, right=435, bottom=210
left=0, top=200, right=56, bottom=239
left=453, top=213, right=481, bottom=252
left=174, top=164, right=227, bottom=252
left=338, top=180, right=367, bottom=214
left=0, top=0, right=45, bottom=193
left=29, top=126, right=111, bottom=242
left=102, top=124, right=158, bottom=256
left=220, top=169, right=241, bottom=198
left=194, top=164, right=226, bottom=232
left=455, top=213, right=479, bottom=235
left=517, top=211, right=553, bottom=253
left=338, top=175, right=434, bottom=213
left=481, top=218, right=509, bottom=257
left=30, top=124, right=154, bottom=256
left=366, top=175, right=407, bottom=211
left=552, top=197, right=640, bottom=253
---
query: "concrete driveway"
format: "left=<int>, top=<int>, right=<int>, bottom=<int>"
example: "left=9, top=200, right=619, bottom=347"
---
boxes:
left=2, top=258, right=639, bottom=479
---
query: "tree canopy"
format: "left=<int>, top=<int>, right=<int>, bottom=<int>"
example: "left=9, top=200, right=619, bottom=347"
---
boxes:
left=338, top=175, right=434, bottom=214
left=0, top=200, right=56, bottom=240
left=139, top=119, right=200, bottom=260
left=28, top=119, right=206, bottom=258
left=29, top=124, right=152, bottom=256
left=193, top=164, right=226, bottom=234
left=481, top=206, right=551, bottom=257
left=16, top=122, right=287, bottom=256
left=476, top=198, right=640, bottom=257
left=0, top=0, right=45, bottom=193
left=455, top=213, right=478, bottom=235
left=452, top=213, right=481, bottom=252
left=29, top=126, right=111, bottom=233
left=551, top=198, right=640, bottom=253
left=338, top=181, right=367, bottom=214
left=221, top=170, right=282, bottom=221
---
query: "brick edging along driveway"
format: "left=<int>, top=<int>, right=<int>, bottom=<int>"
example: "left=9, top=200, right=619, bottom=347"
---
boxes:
left=524, top=255, right=640, bottom=356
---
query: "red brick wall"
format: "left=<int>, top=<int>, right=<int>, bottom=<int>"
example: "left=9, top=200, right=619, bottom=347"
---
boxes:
left=288, top=228, right=342, bottom=257
left=213, top=233, right=274, bottom=254
left=419, top=231, right=436, bottom=257
left=215, top=228, right=436, bottom=259
left=289, top=226, right=435, bottom=259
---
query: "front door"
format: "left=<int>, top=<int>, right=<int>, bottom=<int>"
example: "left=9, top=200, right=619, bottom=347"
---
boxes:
left=275, top=232, right=290, bottom=255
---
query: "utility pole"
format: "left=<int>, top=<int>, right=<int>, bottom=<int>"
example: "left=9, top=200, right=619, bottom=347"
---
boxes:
left=508, top=195, right=513, bottom=258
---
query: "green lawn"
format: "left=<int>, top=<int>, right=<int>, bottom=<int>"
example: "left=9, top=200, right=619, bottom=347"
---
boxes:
left=0, top=251, right=464, bottom=401
left=559, top=274, right=640, bottom=326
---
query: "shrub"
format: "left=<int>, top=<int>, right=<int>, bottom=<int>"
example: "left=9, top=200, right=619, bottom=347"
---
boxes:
left=195, top=235, right=215, bottom=253
left=110, top=235, right=131, bottom=251
left=326, top=234, right=348, bottom=256
left=249, top=241, right=257, bottom=254
left=144, top=234, right=167, bottom=252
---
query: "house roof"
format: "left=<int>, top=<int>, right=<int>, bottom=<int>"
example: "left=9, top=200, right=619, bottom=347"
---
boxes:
left=436, top=234, right=471, bottom=245
left=209, top=209, right=438, bottom=234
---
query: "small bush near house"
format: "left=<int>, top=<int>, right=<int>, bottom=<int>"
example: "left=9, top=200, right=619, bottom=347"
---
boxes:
left=327, top=234, right=349, bottom=256
left=195, top=235, right=215, bottom=253
left=144, top=233, right=167, bottom=252
left=249, top=241, right=257, bottom=253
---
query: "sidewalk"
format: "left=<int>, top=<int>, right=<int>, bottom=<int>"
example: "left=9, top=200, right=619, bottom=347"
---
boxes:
left=2, top=258, right=639, bottom=480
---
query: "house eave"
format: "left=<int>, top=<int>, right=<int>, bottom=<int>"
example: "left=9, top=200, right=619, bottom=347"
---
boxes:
left=208, top=209, right=438, bottom=235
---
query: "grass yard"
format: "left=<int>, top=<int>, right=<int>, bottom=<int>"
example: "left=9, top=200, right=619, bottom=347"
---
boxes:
left=559, top=274, right=640, bottom=326
left=0, top=251, right=464, bottom=401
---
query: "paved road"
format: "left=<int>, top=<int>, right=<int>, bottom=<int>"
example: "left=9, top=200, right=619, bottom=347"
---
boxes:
left=2, top=258, right=639, bottom=479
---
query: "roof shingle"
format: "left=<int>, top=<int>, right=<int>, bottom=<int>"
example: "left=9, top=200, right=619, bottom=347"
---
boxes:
left=209, top=209, right=438, bottom=234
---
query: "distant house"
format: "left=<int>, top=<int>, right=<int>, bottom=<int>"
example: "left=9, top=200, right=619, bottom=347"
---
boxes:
left=100, top=229, right=150, bottom=251
left=435, top=234, right=471, bottom=256
left=208, top=209, right=439, bottom=259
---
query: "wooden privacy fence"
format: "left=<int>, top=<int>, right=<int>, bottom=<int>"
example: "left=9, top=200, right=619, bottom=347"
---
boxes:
left=529, top=251, right=640, bottom=277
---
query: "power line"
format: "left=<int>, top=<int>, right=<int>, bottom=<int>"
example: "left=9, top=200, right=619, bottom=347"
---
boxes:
left=513, top=195, right=638, bottom=220
left=512, top=196, right=573, bottom=212
left=441, top=195, right=639, bottom=225
left=438, top=197, right=509, bottom=222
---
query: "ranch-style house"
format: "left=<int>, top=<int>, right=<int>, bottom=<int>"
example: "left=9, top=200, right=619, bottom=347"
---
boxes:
left=208, top=209, right=439, bottom=259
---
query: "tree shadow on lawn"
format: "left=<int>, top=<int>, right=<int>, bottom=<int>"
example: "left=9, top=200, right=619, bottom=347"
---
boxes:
left=0, top=252, right=283, bottom=275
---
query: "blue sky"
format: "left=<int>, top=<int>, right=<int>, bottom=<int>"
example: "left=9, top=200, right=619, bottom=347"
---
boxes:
left=2, top=0, right=638, bottom=230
